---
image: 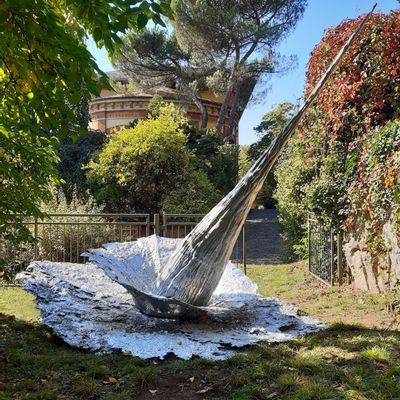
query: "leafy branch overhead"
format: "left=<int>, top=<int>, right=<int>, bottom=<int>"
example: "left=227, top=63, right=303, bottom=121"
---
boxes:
left=0, top=0, right=171, bottom=244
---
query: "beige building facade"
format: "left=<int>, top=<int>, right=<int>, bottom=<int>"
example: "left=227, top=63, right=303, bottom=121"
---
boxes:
left=88, top=73, right=239, bottom=143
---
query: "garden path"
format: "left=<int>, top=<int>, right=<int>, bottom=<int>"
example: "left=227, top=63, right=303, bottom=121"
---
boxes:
left=232, top=208, right=285, bottom=265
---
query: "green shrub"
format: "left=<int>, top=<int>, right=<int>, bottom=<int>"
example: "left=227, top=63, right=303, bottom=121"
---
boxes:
left=162, top=169, right=221, bottom=214
left=87, top=103, right=190, bottom=213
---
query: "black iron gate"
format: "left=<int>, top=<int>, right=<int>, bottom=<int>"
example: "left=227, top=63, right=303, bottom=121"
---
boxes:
left=308, top=219, right=344, bottom=286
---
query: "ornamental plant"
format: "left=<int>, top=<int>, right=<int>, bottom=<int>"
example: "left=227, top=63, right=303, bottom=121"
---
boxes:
left=87, top=103, right=190, bottom=213
left=346, top=120, right=400, bottom=256
left=274, top=10, right=400, bottom=256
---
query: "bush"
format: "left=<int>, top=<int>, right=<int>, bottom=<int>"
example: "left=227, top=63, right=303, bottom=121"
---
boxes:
left=162, top=169, right=221, bottom=214
left=0, top=189, right=104, bottom=281
left=57, top=130, right=106, bottom=202
left=185, top=126, right=239, bottom=195
left=274, top=10, right=400, bottom=257
left=87, top=103, right=190, bottom=213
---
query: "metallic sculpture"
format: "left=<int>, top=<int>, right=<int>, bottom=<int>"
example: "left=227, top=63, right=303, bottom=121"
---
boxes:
left=88, top=5, right=374, bottom=316
left=19, top=237, right=326, bottom=360
left=17, top=5, right=375, bottom=359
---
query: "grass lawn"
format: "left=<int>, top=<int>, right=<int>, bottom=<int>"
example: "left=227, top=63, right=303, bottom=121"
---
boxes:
left=1, top=262, right=400, bottom=400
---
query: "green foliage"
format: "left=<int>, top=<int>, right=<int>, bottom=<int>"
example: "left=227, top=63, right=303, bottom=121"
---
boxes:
left=185, top=126, right=238, bottom=195
left=250, top=102, right=297, bottom=160
left=42, top=188, right=103, bottom=216
left=147, top=94, right=167, bottom=118
left=87, top=104, right=190, bottom=213
left=162, top=169, right=220, bottom=213
left=206, top=143, right=239, bottom=195
left=347, top=120, right=400, bottom=256
left=274, top=11, right=400, bottom=258
left=0, top=0, right=171, bottom=246
left=243, top=103, right=296, bottom=209
left=57, top=130, right=106, bottom=202
left=274, top=134, right=311, bottom=259
left=238, top=145, right=252, bottom=179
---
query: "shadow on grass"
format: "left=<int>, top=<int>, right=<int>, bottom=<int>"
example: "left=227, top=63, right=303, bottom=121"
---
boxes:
left=223, top=323, right=400, bottom=400
left=1, top=314, right=400, bottom=400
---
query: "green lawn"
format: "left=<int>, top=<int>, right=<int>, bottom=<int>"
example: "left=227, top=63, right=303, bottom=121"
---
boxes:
left=1, top=262, right=400, bottom=400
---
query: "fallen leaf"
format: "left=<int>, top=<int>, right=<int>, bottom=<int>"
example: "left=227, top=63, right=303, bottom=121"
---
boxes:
left=189, top=376, right=195, bottom=383
left=196, top=386, right=213, bottom=394
left=108, top=376, right=118, bottom=384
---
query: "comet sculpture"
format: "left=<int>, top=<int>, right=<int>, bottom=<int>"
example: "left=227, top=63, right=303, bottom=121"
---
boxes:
left=86, top=5, right=375, bottom=318
left=19, top=6, right=375, bottom=359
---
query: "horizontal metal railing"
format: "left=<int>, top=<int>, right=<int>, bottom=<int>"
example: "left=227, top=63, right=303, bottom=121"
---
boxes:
left=1, top=213, right=248, bottom=278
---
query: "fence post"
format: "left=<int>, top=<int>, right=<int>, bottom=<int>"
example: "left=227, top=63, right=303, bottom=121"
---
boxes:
left=337, top=230, right=343, bottom=286
left=330, top=229, right=335, bottom=286
left=146, top=214, right=150, bottom=237
left=162, top=211, right=167, bottom=237
left=242, top=223, right=247, bottom=275
left=154, top=214, right=160, bottom=236
left=34, top=217, right=38, bottom=260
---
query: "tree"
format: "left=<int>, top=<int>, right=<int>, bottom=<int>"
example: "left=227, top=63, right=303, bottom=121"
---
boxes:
left=57, top=130, right=106, bottom=202
left=242, top=102, right=296, bottom=208
left=114, top=30, right=213, bottom=129
left=184, top=125, right=238, bottom=194
left=250, top=103, right=297, bottom=160
left=162, top=169, right=220, bottom=213
left=87, top=104, right=190, bottom=213
left=114, top=0, right=307, bottom=137
left=172, top=0, right=307, bottom=138
left=0, top=0, right=171, bottom=246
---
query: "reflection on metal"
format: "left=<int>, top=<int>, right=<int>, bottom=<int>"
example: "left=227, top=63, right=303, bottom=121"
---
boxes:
left=18, top=237, right=326, bottom=360
left=156, top=7, right=375, bottom=308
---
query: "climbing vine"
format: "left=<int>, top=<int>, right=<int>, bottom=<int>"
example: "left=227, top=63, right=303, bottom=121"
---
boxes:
left=275, top=10, right=400, bottom=257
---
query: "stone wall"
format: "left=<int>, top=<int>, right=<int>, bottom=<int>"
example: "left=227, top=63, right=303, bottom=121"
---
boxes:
left=344, top=221, right=400, bottom=294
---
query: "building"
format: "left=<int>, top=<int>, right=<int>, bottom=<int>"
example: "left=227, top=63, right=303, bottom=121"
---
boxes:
left=88, top=72, right=239, bottom=143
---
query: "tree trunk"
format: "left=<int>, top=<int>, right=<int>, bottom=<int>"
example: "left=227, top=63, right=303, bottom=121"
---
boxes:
left=215, top=88, right=231, bottom=136
left=226, top=85, right=240, bottom=142
left=193, top=96, right=208, bottom=130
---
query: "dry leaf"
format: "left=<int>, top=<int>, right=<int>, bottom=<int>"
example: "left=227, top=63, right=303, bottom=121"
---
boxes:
left=189, top=376, right=195, bottom=382
left=196, top=386, right=213, bottom=394
left=108, top=376, right=118, bottom=384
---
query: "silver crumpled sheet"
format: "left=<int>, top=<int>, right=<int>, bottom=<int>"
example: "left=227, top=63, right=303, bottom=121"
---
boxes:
left=18, top=236, right=326, bottom=360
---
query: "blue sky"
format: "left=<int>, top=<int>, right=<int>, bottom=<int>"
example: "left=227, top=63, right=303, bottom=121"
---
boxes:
left=87, top=0, right=399, bottom=145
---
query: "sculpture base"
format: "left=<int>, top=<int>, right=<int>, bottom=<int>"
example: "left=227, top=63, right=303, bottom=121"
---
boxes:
left=18, top=249, right=326, bottom=359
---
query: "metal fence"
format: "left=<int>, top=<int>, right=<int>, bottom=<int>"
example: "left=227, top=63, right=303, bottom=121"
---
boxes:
left=308, top=219, right=344, bottom=286
left=0, top=213, right=247, bottom=278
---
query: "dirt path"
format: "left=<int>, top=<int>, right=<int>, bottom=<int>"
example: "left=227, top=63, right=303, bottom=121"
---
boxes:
left=232, top=209, right=285, bottom=265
